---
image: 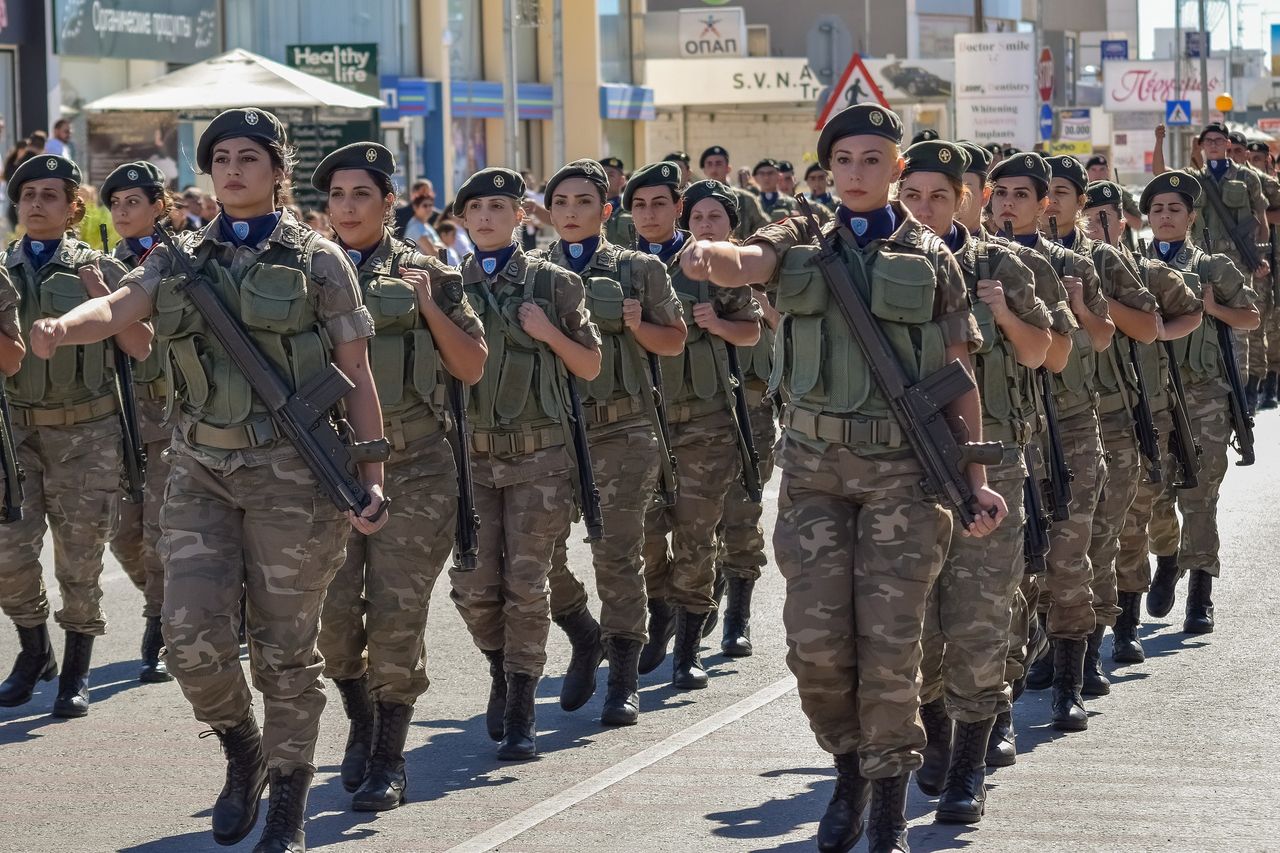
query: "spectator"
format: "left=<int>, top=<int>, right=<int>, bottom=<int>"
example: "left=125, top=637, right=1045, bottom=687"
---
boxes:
left=199, top=193, right=218, bottom=223
left=46, top=119, right=76, bottom=164
left=436, top=220, right=464, bottom=266
left=76, top=184, right=118, bottom=246
left=393, top=178, right=441, bottom=238
left=405, top=191, right=443, bottom=253
left=437, top=208, right=474, bottom=258
left=179, top=187, right=205, bottom=229
left=303, top=209, right=333, bottom=238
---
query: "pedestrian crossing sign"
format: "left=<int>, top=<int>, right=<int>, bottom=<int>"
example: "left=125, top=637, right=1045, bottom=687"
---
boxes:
left=1166, top=100, right=1192, bottom=126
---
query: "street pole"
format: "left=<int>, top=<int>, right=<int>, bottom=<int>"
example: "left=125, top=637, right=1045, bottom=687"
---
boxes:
left=1174, top=0, right=1183, bottom=167
left=1198, top=0, right=1210, bottom=126
left=974, top=0, right=985, bottom=32
left=502, top=0, right=520, bottom=169
left=552, top=0, right=565, bottom=167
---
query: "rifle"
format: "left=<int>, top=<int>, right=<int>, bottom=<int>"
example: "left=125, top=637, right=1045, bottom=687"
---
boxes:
left=1022, top=445, right=1050, bottom=574
left=565, top=372, right=605, bottom=541
left=795, top=197, right=1002, bottom=527
left=154, top=227, right=391, bottom=516
left=1199, top=175, right=1263, bottom=273
left=1202, top=227, right=1256, bottom=466
left=98, top=224, right=146, bottom=504
left=435, top=248, right=478, bottom=570
left=724, top=344, right=763, bottom=503
left=647, top=350, right=680, bottom=507
left=0, top=384, right=23, bottom=523
left=1163, top=340, right=1202, bottom=489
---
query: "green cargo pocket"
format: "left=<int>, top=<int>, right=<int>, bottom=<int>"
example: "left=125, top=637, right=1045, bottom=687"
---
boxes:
left=620, top=336, right=644, bottom=397
left=690, top=338, right=719, bottom=400
left=240, top=265, right=308, bottom=333
left=660, top=350, right=687, bottom=401
left=1221, top=180, right=1248, bottom=209
left=787, top=316, right=824, bottom=397
left=586, top=276, right=626, bottom=336
left=982, top=348, right=1014, bottom=421
left=370, top=334, right=406, bottom=406
left=411, top=329, right=440, bottom=401
left=870, top=254, right=936, bottom=325
left=495, top=347, right=536, bottom=420
left=588, top=335, right=618, bottom=401
left=972, top=301, right=997, bottom=356
left=152, top=280, right=191, bottom=338
left=775, top=266, right=828, bottom=317
left=364, top=277, right=418, bottom=334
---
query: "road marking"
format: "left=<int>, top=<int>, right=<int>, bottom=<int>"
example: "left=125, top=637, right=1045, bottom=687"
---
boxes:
left=444, top=675, right=798, bottom=853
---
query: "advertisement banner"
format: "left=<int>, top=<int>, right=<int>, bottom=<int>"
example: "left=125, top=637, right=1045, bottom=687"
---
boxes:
left=87, top=111, right=179, bottom=188
left=677, top=6, right=747, bottom=57
left=1104, top=59, right=1228, bottom=112
left=286, top=43, right=380, bottom=98
left=1273, top=25, right=1280, bottom=77
left=55, top=0, right=219, bottom=62
left=953, top=32, right=1038, bottom=149
left=1053, top=107, right=1092, bottom=156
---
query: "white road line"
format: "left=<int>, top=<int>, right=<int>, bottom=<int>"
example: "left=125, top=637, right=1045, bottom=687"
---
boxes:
left=444, top=675, right=798, bottom=853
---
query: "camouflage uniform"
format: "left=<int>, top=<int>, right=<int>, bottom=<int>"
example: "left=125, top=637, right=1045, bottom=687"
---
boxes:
left=1244, top=169, right=1280, bottom=380
left=731, top=187, right=770, bottom=242
left=122, top=210, right=374, bottom=773
left=1189, top=160, right=1265, bottom=352
left=319, top=234, right=483, bottom=704
left=0, top=240, right=125, bottom=637
left=751, top=207, right=981, bottom=777
left=605, top=205, right=636, bottom=250
left=540, top=238, right=682, bottom=642
left=716, top=395, right=776, bottom=581
left=449, top=246, right=600, bottom=677
left=752, top=190, right=801, bottom=223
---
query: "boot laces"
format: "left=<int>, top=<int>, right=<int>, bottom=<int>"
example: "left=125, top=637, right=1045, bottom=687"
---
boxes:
left=262, top=774, right=301, bottom=838
left=200, top=723, right=259, bottom=789
left=831, top=754, right=862, bottom=803
left=867, top=778, right=905, bottom=843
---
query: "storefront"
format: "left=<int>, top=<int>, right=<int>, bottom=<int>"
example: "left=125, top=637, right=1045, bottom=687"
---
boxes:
left=0, top=0, right=51, bottom=149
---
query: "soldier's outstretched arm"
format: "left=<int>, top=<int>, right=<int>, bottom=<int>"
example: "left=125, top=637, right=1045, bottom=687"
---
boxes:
left=682, top=239, right=778, bottom=288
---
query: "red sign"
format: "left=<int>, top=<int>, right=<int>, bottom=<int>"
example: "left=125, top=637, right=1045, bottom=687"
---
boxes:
left=814, top=53, right=891, bottom=131
left=1038, top=47, right=1054, bottom=102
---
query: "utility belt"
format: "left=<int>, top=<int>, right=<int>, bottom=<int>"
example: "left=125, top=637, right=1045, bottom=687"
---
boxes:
left=11, top=394, right=117, bottom=427
left=470, top=425, right=564, bottom=456
left=136, top=376, right=171, bottom=401
left=666, top=396, right=729, bottom=425
left=1096, top=389, right=1130, bottom=417
left=383, top=411, right=442, bottom=451
left=583, top=394, right=644, bottom=428
left=781, top=406, right=903, bottom=448
left=187, top=415, right=278, bottom=450
left=744, top=379, right=770, bottom=409
left=982, top=416, right=1034, bottom=446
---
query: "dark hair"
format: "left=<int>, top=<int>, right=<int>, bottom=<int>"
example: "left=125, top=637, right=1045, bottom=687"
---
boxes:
left=437, top=221, right=457, bottom=237
left=263, top=138, right=298, bottom=207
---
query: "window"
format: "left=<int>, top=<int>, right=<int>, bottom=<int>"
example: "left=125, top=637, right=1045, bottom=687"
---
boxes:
left=599, top=0, right=632, bottom=84
left=448, top=0, right=483, bottom=80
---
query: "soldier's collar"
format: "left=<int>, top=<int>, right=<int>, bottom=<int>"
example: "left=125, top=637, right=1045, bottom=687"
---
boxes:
left=461, top=243, right=528, bottom=285
left=197, top=208, right=304, bottom=251
left=354, top=230, right=398, bottom=275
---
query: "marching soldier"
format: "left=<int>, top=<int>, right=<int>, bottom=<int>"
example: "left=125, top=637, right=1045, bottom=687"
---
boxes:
left=29, top=109, right=389, bottom=853
left=662, top=151, right=694, bottom=188
left=1085, top=153, right=1144, bottom=236
left=1228, top=133, right=1280, bottom=410
left=601, top=156, right=635, bottom=248
left=749, top=159, right=800, bottom=222
left=1243, top=141, right=1280, bottom=409
left=0, top=154, right=151, bottom=720
left=698, top=146, right=771, bottom=241
left=777, top=160, right=798, bottom=197
left=311, top=143, right=487, bottom=810
left=447, top=167, right=602, bottom=762
left=537, top=159, right=686, bottom=726
left=803, top=162, right=839, bottom=210
left=681, top=104, right=1003, bottom=853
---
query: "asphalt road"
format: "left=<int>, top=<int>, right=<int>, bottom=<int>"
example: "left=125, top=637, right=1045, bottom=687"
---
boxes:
left=3, top=415, right=1279, bottom=853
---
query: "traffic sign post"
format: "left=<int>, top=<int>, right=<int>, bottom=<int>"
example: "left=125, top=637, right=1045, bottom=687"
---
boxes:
left=814, top=53, right=890, bottom=130
left=1040, top=103, right=1054, bottom=142
left=1166, top=99, right=1192, bottom=126
left=1038, top=47, right=1054, bottom=104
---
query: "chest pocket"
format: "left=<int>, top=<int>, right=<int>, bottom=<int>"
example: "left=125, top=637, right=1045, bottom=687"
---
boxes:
left=971, top=299, right=998, bottom=356
left=363, top=273, right=439, bottom=411
left=869, top=252, right=937, bottom=325
left=1221, top=179, right=1249, bottom=209
left=583, top=275, right=643, bottom=403
left=660, top=279, right=720, bottom=403
left=11, top=266, right=109, bottom=404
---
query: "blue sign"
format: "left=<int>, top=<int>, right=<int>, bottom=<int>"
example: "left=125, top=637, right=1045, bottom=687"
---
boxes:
left=1101, top=39, right=1128, bottom=61
left=380, top=75, right=434, bottom=122
left=380, top=74, right=400, bottom=122
left=1166, top=99, right=1192, bottom=126
left=1040, top=103, right=1054, bottom=141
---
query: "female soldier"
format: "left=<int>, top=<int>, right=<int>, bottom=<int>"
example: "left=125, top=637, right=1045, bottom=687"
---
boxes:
left=100, top=160, right=176, bottom=684
left=448, top=167, right=601, bottom=762
left=538, top=159, right=685, bottom=727
left=312, top=143, right=486, bottom=810
left=29, top=109, right=387, bottom=853
left=0, top=154, right=151, bottom=719
left=681, top=105, right=1004, bottom=853
left=897, top=140, right=1052, bottom=825
left=628, top=168, right=761, bottom=690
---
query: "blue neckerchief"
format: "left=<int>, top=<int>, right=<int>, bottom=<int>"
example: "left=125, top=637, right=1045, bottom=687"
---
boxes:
left=219, top=208, right=281, bottom=247
left=1014, top=233, right=1039, bottom=248
left=475, top=243, right=517, bottom=278
left=943, top=223, right=965, bottom=254
left=838, top=205, right=896, bottom=248
left=639, top=230, right=685, bottom=264
left=815, top=192, right=836, bottom=206
left=1207, top=159, right=1230, bottom=181
left=761, top=191, right=779, bottom=207
left=1059, top=229, right=1077, bottom=250
left=562, top=235, right=599, bottom=274
left=125, top=235, right=156, bottom=259
left=338, top=240, right=382, bottom=268
left=22, top=236, right=61, bottom=268
left=607, top=196, right=622, bottom=212
left=1157, top=239, right=1184, bottom=263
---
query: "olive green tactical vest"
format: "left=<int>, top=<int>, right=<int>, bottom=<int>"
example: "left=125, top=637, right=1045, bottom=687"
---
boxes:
left=1196, top=168, right=1252, bottom=261
left=771, top=228, right=947, bottom=432
left=361, top=243, right=444, bottom=423
left=659, top=265, right=735, bottom=408
left=1168, top=249, right=1226, bottom=385
left=115, top=242, right=169, bottom=395
left=605, top=208, right=635, bottom=248
left=1084, top=243, right=1142, bottom=417
left=964, top=240, right=1037, bottom=443
left=578, top=250, right=648, bottom=407
left=1043, top=240, right=1099, bottom=419
left=152, top=228, right=328, bottom=431
left=7, top=241, right=114, bottom=409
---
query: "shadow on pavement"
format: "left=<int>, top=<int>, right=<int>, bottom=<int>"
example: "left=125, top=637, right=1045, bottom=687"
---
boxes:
left=0, top=657, right=156, bottom=740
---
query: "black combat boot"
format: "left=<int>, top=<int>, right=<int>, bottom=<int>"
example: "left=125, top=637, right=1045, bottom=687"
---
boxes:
left=203, top=714, right=268, bottom=846
left=1261, top=371, right=1279, bottom=410
left=139, top=615, right=173, bottom=683
left=51, top=631, right=94, bottom=718
left=671, top=608, right=709, bottom=690
left=720, top=576, right=754, bottom=657
left=333, top=675, right=375, bottom=792
left=600, top=637, right=641, bottom=726
left=252, top=768, right=313, bottom=853
left=1014, top=612, right=1050, bottom=700
left=496, top=673, right=538, bottom=761
left=865, top=774, right=911, bottom=853
left=1246, top=375, right=1261, bottom=414
left=1112, top=591, right=1145, bottom=663
left=1183, top=570, right=1215, bottom=634
left=1147, top=554, right=1180, bottom=617
left=0, top=623, right=58, bottom=707
left=1050, top=638, right=1089, bottom=732
left=352, top=701, right=413, bottom=811
left=638, top=599, right=676, bottom=675
left=553, top=605, right=603, bottom=711
left=703, top=568, right=726, bottom=638
left=482, top=650, right=506, bottom=742
left=816, top=752, right=870, bottom=852
left=1025, top=633, right=1055, bottom=692
left=936, top=717, right=996, bottom=824
left=1081, top=625, right=1111, bottom=697
left=914, top=698, right=951, bottom=797
left=985, top=709, right=1016, bottom=768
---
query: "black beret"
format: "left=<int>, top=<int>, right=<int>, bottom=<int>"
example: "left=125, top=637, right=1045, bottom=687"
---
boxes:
left=1085, top=154, right=1108, bottom=169
left=662, top=151, right=691, bottom=166
left=983, top=142, right=1005, bottom=156
left=1228, top=130, right=1248, bottom=146
left=679, top=179, right=740, bottom=230
left=544, top=158, right=609, bottom=203
left=1046, top=155, right=1088, bottom=193
left=753, top=158, right=780, bottom=174
left=310, top=142, right=395, bottom=192
left=958, top=142, right=993, bottom=177
left=699, top=145, right=729, bottom=166
left=1247, top=141, right=1271, bottom=154
left=777, top=160, right=795, bottom=173
left=901, top=141, right=970, bottom=183
left=196, top=108, right=286, bottom=173
left=8, top=153, right=81, bottom=199
left=622, top=161, right=683, bottom=210
left=101, top=160, right=166, bottom=205
left=1139, top=170, right=1201, bottom=214
left=911, top=128, right=941, bottom=145
left=1002, top=146, right=1021, bottom=157
left=1083, top=180, right=1125, bottom=210
left=1198, top=121, right=1230, bottom=141
left=817, top=104, right=903, bottom=169
left=452, top=167, right=525, bottom=214
left=804, top=162, right=828, bottom=178
left=600, top=156, right=625, bottom=172
left=988, top=151, right=1051, bottom=192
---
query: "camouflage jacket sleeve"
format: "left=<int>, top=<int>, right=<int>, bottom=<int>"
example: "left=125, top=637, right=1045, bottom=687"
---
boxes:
left=932, top=241, right=982, bottom=352
left=1204, top=253, right=1257, bottom=309
left=551, top=265, right=602, bottom=351
left=632, top=252, right=684, bottom=327
left=991, top=248, right=1052, bottom=330
left=309, top=238, right=376, bottom=346
left=1096, top=242, right=1158, bottom=312
left=96, top=253, right=131, bottom=292
left=713, top=282, right=763, bottom=323
left=408, top=252, right=484, bottom=340
left=1066, top=247, right=1110, bottom=320
left=1014, top=246, right=1077, bottom=335
left=0, top=265, right=18, bottom=341
left=118, top=241, right=174, bottom=302
left=1261, top=172, right=1280, bottom=211
left=739, top=190, right=770, bottom=235
left=1139, top=257, right=1203, bottom=318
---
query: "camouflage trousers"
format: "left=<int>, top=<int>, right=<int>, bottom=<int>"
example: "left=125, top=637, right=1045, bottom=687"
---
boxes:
left=1268, top=289, right=1280, bottom=371
left=320, top=435, right=457, bottom=705
left=1039, top=409, right=1105, bottom=639
left=110, top=399, right=170, bottom=619
left=1087, top=410, right=1141, bottom=628
left=717, top=394, right=778, bottom=582
left=159, top=452, right=347, bottom=774
left=1115, top=410, right=1175, bottom=593
left=1148, top=383, right=1233, bottom=578
left=1246, top=282, right=1276, bottom=378
left=450, top=447, right=576, bottom=678
left=548, top=424, right=659, bottom=642
left=921, top=462, right=1026, bottom=722
left=1005, top=572, right=1043, bottom=687
left=774, top=438, right=951, bottom=779
left=0, top=419, right=121, bottom=636
left=643, top=409, right=741, bottom=613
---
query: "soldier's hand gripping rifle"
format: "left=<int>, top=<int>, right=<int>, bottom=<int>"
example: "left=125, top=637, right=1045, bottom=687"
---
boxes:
left=1203, top=227, right=1256, bottom=466
left=796, top=197, right=1002, bottom=528
left=98, top=224, right=147, bottom=503
left=154, top=227, right=391, bottom=517
left=435, top=249, right=478, bottom=570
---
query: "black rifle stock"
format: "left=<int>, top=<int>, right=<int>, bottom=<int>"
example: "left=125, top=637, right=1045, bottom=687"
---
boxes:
left=646, top=350, right=679, bottom=507
left=796, top=197, right=1002, bottom=528
left=1202, top=227, right=1256, bottom=466
left=436, top=248, right=478, bottom=570
left=564, top=372, right=604, bottom=541
left=724, top=344, right=763, bottom=503
left=1163, top=340, right=1202, bottom=488
left=0, top=385, right=23, bottom=523
left=1022, top=445, right=1050, bottom=574
left=99, top=224, right=147, bottom=503
left=154, top=227, right=390, bottom=515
